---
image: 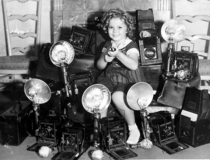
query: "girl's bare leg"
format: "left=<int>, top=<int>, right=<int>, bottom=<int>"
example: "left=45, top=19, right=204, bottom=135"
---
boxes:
left=112, top=91, right=140, bottom=144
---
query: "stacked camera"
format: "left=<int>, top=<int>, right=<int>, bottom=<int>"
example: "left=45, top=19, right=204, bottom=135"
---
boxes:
left=52, top=122, right=86, bottom=160
left=101, top=116, right=127, bottom=149
left=37, top=117, right=60, bottom=145
left=137, top=9, right=162, bottom=66
left=100, top=116, right=138, bottom=159
left=27, top=116, right=61, bottom=151
left=26, top=72, right=93, bottom=159
left=27, top=114, right=87, bottom=160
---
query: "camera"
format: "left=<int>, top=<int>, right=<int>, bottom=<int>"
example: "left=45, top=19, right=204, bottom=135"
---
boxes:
left=165, top=50, right=199, bottom=82
left=136, top=9, right=162, bottom=65
left=37, top=118, right=60, bottom=143
left=60, top=126, right=84, bottom=152
left=101, top=117, right=138, bottom=160
left=148, top=111, right=189, bottom=154
left=101, top=116, right=127, bottom=149
left=52, top=123, right=85, bottom=160
left=69, top=26, right=93, bottom=55
left=27, top=116, right=61, bottom=151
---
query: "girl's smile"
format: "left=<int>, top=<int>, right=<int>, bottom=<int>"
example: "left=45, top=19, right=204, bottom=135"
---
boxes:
left=108, top=18, right=127, bottom=46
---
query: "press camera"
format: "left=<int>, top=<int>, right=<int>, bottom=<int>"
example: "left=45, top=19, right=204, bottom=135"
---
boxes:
left=69, top=26, right=93, bottom=55
left=101, top=116, right=138, bottom=160
left=164, top=43, right=199, bottom=82
left=52, top=123, right=85, bottom=160
left=148, top=111, right=189, bottom=154
left=27, top=116, right=61, bottom=151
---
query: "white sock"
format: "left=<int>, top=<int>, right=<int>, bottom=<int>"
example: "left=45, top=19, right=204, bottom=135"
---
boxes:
left=126, top=123, right=140, bottom=144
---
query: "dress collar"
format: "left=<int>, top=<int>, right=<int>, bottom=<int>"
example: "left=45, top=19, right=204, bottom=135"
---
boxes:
left=111, top=37, right=132, bottom=49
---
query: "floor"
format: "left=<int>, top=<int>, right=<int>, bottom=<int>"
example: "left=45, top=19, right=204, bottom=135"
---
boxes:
left=1, top=136, right=210, bottom=160
left=0, top=84, right=210, bottom=160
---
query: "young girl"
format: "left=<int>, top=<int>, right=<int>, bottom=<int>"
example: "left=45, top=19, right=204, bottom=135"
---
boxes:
left=96, top=8, right=146, bottom=144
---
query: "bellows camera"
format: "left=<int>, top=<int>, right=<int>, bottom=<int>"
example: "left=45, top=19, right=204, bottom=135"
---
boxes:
left=27, top=117, right=60, bottom=151
left=167, top=51, right=199, bottom=82
left=136, top=9, right=162, bottom=65
left=148, top=111, right=189, bottom=154
left=37, top=118, right=59, bottom=144
left=69, top=26, right=93, bottom=55
left=101, top=117, right=138, bottom=160
left=52, top=123, right=85, bottom=160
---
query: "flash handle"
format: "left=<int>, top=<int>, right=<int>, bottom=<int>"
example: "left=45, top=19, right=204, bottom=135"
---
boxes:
left=166, top=43, right=174, bottom=76
left=61, top=63, right=70, bottom=97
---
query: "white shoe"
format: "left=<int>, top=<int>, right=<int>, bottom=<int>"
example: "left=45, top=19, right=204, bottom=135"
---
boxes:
left=126, top=124, right=140, bottom=144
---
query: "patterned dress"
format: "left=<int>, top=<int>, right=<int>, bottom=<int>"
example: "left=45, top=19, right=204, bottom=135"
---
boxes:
left=97, top=39, right=146, bottom=93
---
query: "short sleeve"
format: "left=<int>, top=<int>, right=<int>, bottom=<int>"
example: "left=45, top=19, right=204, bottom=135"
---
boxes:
left=126, top=42, right=140, bottom=57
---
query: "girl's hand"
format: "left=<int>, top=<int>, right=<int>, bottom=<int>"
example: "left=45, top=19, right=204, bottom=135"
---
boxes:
left=105, top=54, right=115, bottom=62
left=107, top=42, right=119, bottom=57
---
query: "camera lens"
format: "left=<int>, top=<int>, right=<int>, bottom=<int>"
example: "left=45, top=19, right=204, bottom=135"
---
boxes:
left=39, top=125, right=53, bottom=138
left=144, top=48, right=156, bottom=59
left=110, top=47, right=116, bottom=52
left=39, top=128, right=49, bottom=137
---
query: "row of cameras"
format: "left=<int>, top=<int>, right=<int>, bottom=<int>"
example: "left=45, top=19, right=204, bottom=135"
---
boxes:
left=24, top=39, right=154, bottom=113
left=24, top=18, right=186, bottom=137
left=24, top=40, right=155, bottom=159
left=25, top=19, right=186, bottom=159
left=25, top=17, right=186, bottom=106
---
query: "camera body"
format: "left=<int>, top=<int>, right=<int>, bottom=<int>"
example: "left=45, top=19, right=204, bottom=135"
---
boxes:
left=101, top=116, right=127, bottom=149
left=136, top=9, right=162, bottom=65
left=148, top=111, right=189, bottom=154
left=178, top=87, right=210, bottom=147
left=60, top=125, right=84, bottom=152
left=165, top=50, right=199, bottom=82
left=101, top=116, right=138, bottom=159
left=52, top=123, right=85, bottom=160
left=148, top=111, right=175, bottom=144
left=69, top=26, right=93, bottom=55
left=36, top=117, right=60, bottom=144
left=27, top=116, right=61, bottom=151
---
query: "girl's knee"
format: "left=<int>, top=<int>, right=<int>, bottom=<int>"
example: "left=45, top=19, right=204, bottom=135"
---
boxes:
left=112, top=92, right=120, bottom=100
left=112, top=91, right=124, bottom=104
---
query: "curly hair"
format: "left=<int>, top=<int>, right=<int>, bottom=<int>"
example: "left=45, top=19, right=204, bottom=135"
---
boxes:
left=99, top=8, right=134, bottom=38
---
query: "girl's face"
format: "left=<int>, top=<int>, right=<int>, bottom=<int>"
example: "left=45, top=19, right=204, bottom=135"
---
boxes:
left=108, top=18, right=127, bottom=43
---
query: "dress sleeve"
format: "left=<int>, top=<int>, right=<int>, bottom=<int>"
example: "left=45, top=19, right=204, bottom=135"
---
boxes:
left=126, top=41, right=140, bottom=57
